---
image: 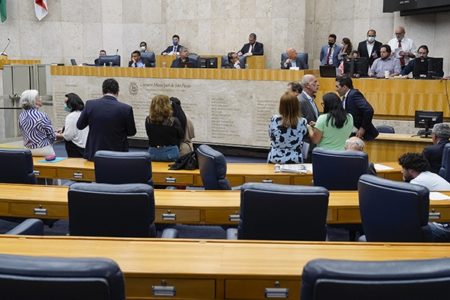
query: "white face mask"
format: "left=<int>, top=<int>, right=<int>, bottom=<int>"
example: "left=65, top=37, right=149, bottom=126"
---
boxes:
left=140, top=46, right=146, bottom=51
left=367, top=36, right=375, bottom=43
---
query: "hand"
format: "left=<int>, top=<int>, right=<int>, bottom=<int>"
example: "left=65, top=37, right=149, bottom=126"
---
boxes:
left=356, top=128, right=366, bottom=139
left=399, top=50, right=406, bottom=57
left=237, top=52, right=243, bottom=57
left=308, top=121, right=316, bottom=127
left=162, top=52, right=167, bottom=56
left=56, top=129, right=63, bottom=134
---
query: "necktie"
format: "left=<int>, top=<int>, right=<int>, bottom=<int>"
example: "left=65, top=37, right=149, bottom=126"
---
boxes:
left=398, top=40, right=405, bottom=66
left=174, top=46, right=177, bottom=53
left=326, top=46, right=332, bottom=65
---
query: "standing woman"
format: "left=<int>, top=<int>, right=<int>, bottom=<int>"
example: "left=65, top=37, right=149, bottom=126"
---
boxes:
left=268, top=92, right=308, bottom=164
left=18, top=90, right=56, bottom=156
left=338, top=37, right=353, bottom=61
left=145, top=95, right=184, bottom=161
left=56, top=93, right=89, bottom=157
left=307, top=92, right=353, bottom=150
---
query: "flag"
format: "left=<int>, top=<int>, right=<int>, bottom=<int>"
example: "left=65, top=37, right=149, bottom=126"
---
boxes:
left=34, top=0, right=48, bottom=21
left=0, top=0, right=6, bottom=23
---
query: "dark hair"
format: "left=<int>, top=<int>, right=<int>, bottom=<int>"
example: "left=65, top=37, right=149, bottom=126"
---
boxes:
left=102, top=78, right=119, bottom=95
left=249, top=33, right=257, bottom=39
left=131, top=50, right=141, bottom=57
left=418, top=45, right=429, bottom=53
left=381, top=44, right=392, bottom=54
left=227, top=52, right=236, bottom=63
left=336, top=75, right=353, bottom=89
left=342, top=37, right=353, bottom=55
left=65, top=93, right=84, bottom=112
left=172, top=34, right=180, bottom=40
left=329, top=34, right=337, bottom=40
left=139, top=41, right=147, bottom=47
left=322, top=92, right=348, bottom=128
left=398, top=153, right=430, bottom=173
left=350, top=50, right=360, bottom=57
left=288, top=82, right=302, bottom=94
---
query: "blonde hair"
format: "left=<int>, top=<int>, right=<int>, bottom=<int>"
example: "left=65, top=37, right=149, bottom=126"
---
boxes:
left=148, top=95, right=172, bottom=124
left=279, top=92, right=300, bottom=128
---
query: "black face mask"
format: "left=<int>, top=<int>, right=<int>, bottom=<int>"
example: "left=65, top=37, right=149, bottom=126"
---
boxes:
left=328, top=42, right=335, bottom=47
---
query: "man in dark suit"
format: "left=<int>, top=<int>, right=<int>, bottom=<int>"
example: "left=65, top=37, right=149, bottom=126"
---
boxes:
left=77, top=78, right=136, bottom=161
left=238, top=33, right=264, bottom=64
left=319, top=34, right=342, bottom=67
left=336, top=75, right=378, bottom=141
left=94, top=49, right=106, bottom=66
left=161, top=34, right=183, bottom=55
left=170, top=47, right=197, bottom=68
left=281, top=48, right=307, bottom=70
left=357, top=29, right=382, bottom=67
left=423, top=123, right=450, bottom=174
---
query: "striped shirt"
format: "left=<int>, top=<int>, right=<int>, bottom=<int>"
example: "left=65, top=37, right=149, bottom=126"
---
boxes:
left=18, top=108, right=56, bottom=149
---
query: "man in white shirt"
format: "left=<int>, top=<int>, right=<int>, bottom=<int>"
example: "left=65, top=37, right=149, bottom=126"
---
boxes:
left=398, top=152, right=450, bottom=191
left=387, top=26, right=416, bottom=69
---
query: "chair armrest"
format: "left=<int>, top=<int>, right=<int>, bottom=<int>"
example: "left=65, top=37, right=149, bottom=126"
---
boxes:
left=226, top=228, right=238, bottom=240
left=6, top=219, right=44, bottom=235
left=161, top=228, right=178, bottom=238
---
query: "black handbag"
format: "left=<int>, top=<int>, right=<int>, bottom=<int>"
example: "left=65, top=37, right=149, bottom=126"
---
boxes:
left=169, top=151, right=198, bottom=170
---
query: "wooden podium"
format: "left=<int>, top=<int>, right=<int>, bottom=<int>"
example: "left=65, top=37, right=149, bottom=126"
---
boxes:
left=246, top=55, right=265, bottom=69
left=156, top=54, right=176, bottom=68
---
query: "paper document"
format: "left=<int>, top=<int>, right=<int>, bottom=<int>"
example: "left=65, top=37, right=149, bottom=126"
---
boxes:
left=374, top=164, right=394, bottom=171
left=430, top=192, right=450, bottom=201
left=279, top=164, right=307, bottom=174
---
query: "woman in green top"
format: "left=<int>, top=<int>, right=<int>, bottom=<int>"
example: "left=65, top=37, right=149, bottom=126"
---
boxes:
left=307, top=92, right=353, bottom=150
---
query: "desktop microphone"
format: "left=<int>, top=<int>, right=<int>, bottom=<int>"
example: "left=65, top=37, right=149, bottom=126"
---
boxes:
left=1, top=38, right=10, bottom=56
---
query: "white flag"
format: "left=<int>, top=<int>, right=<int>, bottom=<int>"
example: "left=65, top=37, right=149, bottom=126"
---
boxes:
left=34, top=0, right=48, bottom=21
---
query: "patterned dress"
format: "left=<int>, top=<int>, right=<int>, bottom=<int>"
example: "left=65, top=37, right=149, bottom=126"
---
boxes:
left=18, top=108, right=55, bottom=149
left=267, top=115, right=308, bottom=164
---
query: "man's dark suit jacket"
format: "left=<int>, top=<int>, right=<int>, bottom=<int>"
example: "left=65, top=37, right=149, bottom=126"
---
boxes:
left=76, top=95, right=137, bottom=161
left=161, top=44, right=183, bottom=55
left=239, top=42, right=264, bottom=56
left=357, top=40, right=382, bottom=66
left=344, top=89, right=379, bottom=141
left=170, top=57, right=198, bottom=68
left=281, top=57, right=307, bottom=69
left=423, top=139, right=449, bottom=174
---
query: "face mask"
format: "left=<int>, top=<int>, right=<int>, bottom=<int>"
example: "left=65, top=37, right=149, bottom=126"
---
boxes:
left=140, top=46, right=146, bottom=51
left=367, top=36, right=375, bottom=43
left=328, top=42, right=334, bottom=47
left=64, top=104, right=71, bottom=112
left=173, top=40, right=178, bottom=46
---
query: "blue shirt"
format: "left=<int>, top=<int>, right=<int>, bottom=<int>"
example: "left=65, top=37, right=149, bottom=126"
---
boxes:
left=18, top=108, right=55, bottom=149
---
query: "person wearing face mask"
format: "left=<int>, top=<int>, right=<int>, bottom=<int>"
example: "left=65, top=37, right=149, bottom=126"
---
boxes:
left=357, top=29, right=382, bottom=67
left=56, top=93, right=89, bottom=157
left=368, top=44, right=401, bottom=78
left=320, top=34, right=342, bottom=67
left=161, top=34, right=183, bottom=55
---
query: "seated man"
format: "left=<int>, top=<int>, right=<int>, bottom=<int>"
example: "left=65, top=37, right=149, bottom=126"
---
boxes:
left=161, top=34, right=183, bottom=55
left=170, top=47, right=197, bottom=68
left=139, top=41, right=148, bottom=53
left=344, top=136, right=377, bottom=175
left=369, top=44, right=401, bottom=77
left=128, top=50, right=145, bottom=68
left=94, top=49, right=106, bottom=66
left=281, top=48, right=307, bottom=70
left=401, top=45, right=444, bottom=78
left=423, top=123, right=450, bottom=174
left=399, top=152, right=450, bottom=191
left=238, top=33, right=264, bottom=67
left=223, top=52, right=242, bottom=69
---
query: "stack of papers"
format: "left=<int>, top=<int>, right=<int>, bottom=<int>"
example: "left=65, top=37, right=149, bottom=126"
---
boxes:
left=279, top=164, right=308, bottom=174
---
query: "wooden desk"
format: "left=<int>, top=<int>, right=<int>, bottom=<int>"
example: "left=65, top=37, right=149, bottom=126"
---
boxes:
left=155, top=54, right=176, bottom=68
left=1, top=236, right=450, bottom=299
left=366, top=133, right=432, bottom=162
left=246, top=55, right=265, bottom=69
left=1, top=184, right=447, bottom=225
left=31, top=158, right=403, bottom=186
left=0, top=59, right=41, bottom=69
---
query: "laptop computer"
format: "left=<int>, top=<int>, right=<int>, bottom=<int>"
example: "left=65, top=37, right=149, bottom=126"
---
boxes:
left=70, top=59, right=77, bottom=66
left=319, top=65, right=337, bottom=78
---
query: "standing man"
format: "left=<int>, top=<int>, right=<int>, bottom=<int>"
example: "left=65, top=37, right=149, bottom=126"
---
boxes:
left=422, top=123, right=450, bottom=174
left=161, top=34, right=183, bottom=55
left=299, top=74, right=320, bottom=161
left=238, top=33, right=264, bottom=57
left=281, top=48, right=307, bottom=70
left=77, top=78, right=137, bottom=161
left=320, top=34, right=342, bottom=67
left=357, top=29, right=382, bottom=67
left=388, top=26, right=416, bottom=70
left=335, top=75, right=378, bottom=141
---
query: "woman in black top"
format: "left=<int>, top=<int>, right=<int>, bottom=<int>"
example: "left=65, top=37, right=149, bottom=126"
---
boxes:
left=145, top=94, right=184, bottom=161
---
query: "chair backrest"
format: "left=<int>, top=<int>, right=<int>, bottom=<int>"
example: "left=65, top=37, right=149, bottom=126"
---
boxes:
left=221, top=54, right=229, bottom=67
left=0, top=149, right=36, bottom=184
left=439, top=143, right=450, bottom=181
left=196, top=145, right=230, bottom=190
left=94, top=150, right=152, bottom=186
left=280, top=52, right=309, bottom=69
left=312, top=148, right=368, bottom=190
left=141, top=51, right=156, bottom=67
left=301, top=258, right=450, bottom=300
left=376, top=125, right=395, bottom=134
left=358, top=174, right=429, bottom=242
left=0, top=254, right=125, bottom=300
left=68, top=183, right=155, bottom=237
left=237, top=183, right=329, bottom=241
left=188, top=53, right=199, bottom=67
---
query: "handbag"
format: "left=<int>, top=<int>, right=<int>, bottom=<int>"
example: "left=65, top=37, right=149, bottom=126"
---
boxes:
left=169, top=151, right=198, bottom=170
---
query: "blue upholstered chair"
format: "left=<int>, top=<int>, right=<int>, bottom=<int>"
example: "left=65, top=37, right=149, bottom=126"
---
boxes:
left=439, top=143, right=450, bottom=181
left=301, top=258, right=450, bottom=300
left=0, top=149, right=36, bottom=184
left=376, top=125, right=395, bottom=134
left=280, top=52, right=309, bottom=69
left=227, top=183, right=329, bottom=241
left=68, top=183, right=177, bottom=238
left=358, top=174, right=429, bottom=242
left=94, top=151, right=153, bottom=186
left=141, top=51, right=156, bottom=67
left=196, top=145, right=231, bottom=190
left=312, top=148, right=368, bottom=190
left=0, top=254, right=125, bottom=300
left=5, top=219, right=44, bottom=235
